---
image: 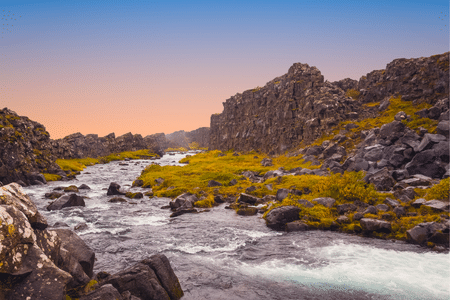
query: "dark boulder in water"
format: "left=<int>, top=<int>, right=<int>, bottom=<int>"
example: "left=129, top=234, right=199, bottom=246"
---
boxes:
left=47, top=194, right=85, bottom=211
left=107, top=182, right=126, bottom=196
left=265, top=206, right=301, bottom=231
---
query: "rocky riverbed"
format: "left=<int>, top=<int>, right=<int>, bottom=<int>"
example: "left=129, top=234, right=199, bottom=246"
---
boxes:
left=18, top=152, right=450, bottom=300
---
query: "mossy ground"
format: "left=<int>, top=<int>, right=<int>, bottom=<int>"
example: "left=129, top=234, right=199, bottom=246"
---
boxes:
left=308, top=95, right=438, bottom=151
left=54, top=150, right=157, bottom=176
left=137, top=148, right=448, bottom=244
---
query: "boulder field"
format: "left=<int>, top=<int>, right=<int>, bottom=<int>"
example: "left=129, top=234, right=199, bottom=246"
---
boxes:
left=0, top=183, right=184, bottom=300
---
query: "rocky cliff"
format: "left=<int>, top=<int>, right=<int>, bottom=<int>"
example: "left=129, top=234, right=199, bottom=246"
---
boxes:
left=210, top=52, right=449, bottom=154
left=52, top=132, right=167, bottom=158
left=166, top=127, right=210, bottom=149
left=0, top=108, right=64, bottom=186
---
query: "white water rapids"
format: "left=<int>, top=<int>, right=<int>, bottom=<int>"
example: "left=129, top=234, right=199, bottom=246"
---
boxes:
left=24, top=152, right=450, bottom=300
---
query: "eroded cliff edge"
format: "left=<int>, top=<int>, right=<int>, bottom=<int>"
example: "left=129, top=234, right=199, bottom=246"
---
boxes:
left=210, top=52, right=449, bottom=154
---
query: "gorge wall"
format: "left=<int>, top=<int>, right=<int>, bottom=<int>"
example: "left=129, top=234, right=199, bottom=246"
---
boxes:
left=165, top=127, right=210, bottom=149
left=209, top=52, right=449, bottom=154
left=52, top=131, right=167, bottom=159
left=0, top=108, right=63, bottom=185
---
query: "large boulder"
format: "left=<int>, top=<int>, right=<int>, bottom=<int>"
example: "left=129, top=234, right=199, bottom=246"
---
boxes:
left=405, top=149, right=446, bottom=178
left=80, top=284, right=123, bottom=300
left=169, top=193, right=198, bottom=210
left=0, top=183, right=48, bottom=229
left=101, top=263, right=170, bottom=300
left=359, top=218, right=391, bottom=233
left=140, top=254, right=184, bottom=300
left=50, top=228, right=96, bottom=278
left=107, top=182, right=126, bottom=196
left=46, top=194, right=85, bottom=211
left=365, top=168, right=396, bottom=191
left=406, top=221, right=450, bottom=245
left=265, top=206, right=301, bottom=231
left=237, top=193, right=260, bottom=205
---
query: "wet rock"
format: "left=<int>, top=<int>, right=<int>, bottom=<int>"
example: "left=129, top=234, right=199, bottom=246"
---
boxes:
left=107, top=182, right=126, bottom=196
left=132, top=180, right=144, bottom=187
left=58, top=247, right=91, bottom=289
left=265, top=206, right=301, bottom=231
left=170, top=208, right=198, bottom=217
left=407, top=222, right=450, bottom=245
left=64, top=185, right=79, bottom=193
left=80, top=284, right=123, bottom=300
left=237, top=207, right=258, bottom=216
left=360, top=218, right=391, bottom=233
left=207, top=180, right=223, bottom=187
left=276, top=188, right=290, bottom=201
left=109, top=197, right=127, bottom=203
left=214, top=195, right=225, bottom=204
left=45, top=191, right=64, bottom=200
left=46, top=194, right=85, bottom=211
left=125, top=192, right=144, bottom=199
left=285, top=220, right=309, bottom=232
left=140, top=254, right=184, bottom=300
left=0, top=183, right=48, bottom=229
left=261, top=158, right=273, bottom=166
left=50, top=228, right=96, bottom=277
left=312, top=197, right=336, bottom=208
left=169, top=193, right=198, bottom=210
left=78, top=184, right=91, bottom=190
left=101, top=262, right=170, bottom=300
left=237, top=193, right=260, bottom=205
left=74, top=222, right=89, bottom=231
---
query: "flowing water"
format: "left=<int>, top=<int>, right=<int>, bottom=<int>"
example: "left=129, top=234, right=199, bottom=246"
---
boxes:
left=24, top=153, right=450, bottom=300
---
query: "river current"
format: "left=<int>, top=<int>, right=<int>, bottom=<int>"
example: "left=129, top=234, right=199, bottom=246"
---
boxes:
left=24, top=152, right=450, bottom=300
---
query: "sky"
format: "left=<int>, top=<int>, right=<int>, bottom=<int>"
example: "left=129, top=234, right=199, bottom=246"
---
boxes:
left=0, top=0, right=448, bottom=139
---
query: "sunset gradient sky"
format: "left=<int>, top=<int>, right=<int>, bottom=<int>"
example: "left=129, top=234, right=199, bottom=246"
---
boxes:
left=1, top=0, right=448, bottom=139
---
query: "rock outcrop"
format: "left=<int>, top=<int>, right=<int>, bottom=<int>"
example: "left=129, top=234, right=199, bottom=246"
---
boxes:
left=0, top=108, right=65, bottom=185
left=210, top=52, right=449, bottom=154
left=52, top=132, right=167, bottom=159
left=0, top=182, right=184, bottom=299
left=165, top=127, right=210, bottom=149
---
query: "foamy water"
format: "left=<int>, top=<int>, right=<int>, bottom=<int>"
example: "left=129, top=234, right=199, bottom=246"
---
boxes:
left=24, top=152, right=450, bottom=300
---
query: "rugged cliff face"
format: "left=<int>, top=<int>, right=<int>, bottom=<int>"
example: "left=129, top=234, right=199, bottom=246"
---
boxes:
left=0, top=108, right=64, bottom=185
left=52, top=132, right=167, bottom=158
left=166, top=127, right=210, bottom=149
left=210, top=52, right=449, bottom=154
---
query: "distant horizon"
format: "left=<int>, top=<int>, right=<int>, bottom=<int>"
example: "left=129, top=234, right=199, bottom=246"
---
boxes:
left=1, top=0, right=448, bottom=139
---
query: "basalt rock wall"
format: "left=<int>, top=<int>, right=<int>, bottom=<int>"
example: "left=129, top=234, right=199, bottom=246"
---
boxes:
left=52, top=132, right=167, bottom=158
left=210, top=52, right=449, bottom=154
left=0, top=108, right=64, bottom=185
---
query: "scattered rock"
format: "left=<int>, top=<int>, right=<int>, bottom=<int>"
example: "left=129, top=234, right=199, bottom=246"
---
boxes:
left=207, top=180, right=223, bottom=187
left=47, top=194, right=85, bottom=211
left=265, top=206, right=301, bottom=231
left=237, top=193, right=260, bottom=205
left=360, top=218, right=391, bottom=233
left=45, top=191, right=64, bottom=200
left=237, top=207, right=258, bottom=216
left=276, top=188, right=290, bottom=201
left=285, top=220, right=309, bottom=232
left=336, top=203, right=357, bottom=215
left=78, top=184, right=91, bottom=190
left=312, top=197, right=336, bottom=208
left=261, top=158, right=273, bottom=166
left=64, top=185, right=79, bottom=193
left=423, top=200, right=449, bottom=212
left=297, top=199, right=314, bottom=208
left=107, top=182, right=126, bottom=196
left=109, top=197, right=127, bottom=203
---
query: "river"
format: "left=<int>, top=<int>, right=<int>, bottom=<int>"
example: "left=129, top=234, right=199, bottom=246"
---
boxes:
left=23, top=152, right=450, bottom=300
